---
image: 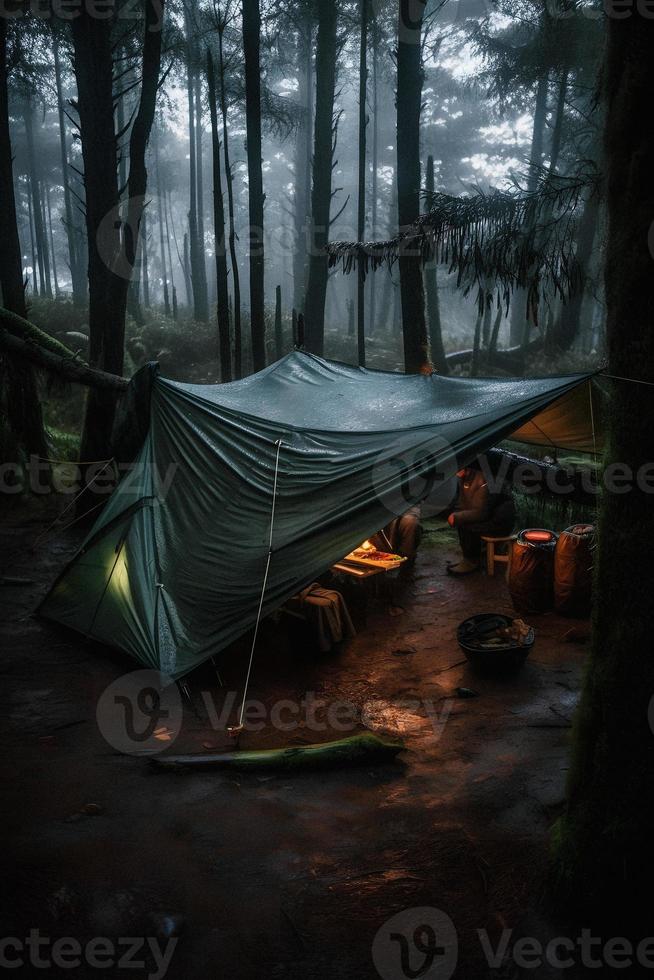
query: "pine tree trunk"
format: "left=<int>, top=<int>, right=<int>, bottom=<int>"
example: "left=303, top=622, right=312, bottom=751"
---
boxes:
left=45, top=181, right=60, bottom=297
left=73, top=0, right=164, bottom=465
left=274, top=283, right=282, bottom=361
left=396, top=0, right=429, bottom=374
left=194, top=70, right=209, bottom=316
left=509, top=72, right=549, bottom=346
left=424, top=154, right=448, bottom=373
left=243, top=0, right=266, bottom=372
left=292, top=18, right=313, bottom=314
left=142, top=209, right=150, bottom=308
left=183, top=9, right=209, bottom=323
left=54, top=34, right=86, bottom=307
left=157, top=149, right=171, bottom=316
left=207, top=49, right=232, bottom=382
left=551, top=13, right=654, bottom=934
left=356, top=0, right=368, bottom=367
left=218, top=16, right=242, bottom=379
left=24, top=97, right=53, bottom=300
left=369, top=18, right=379, bottom=336
left=0, top=21, right=47, bottom=462
left=553, top=190, right=600, bottom=350
left=304, top=0, right=338, bottom=356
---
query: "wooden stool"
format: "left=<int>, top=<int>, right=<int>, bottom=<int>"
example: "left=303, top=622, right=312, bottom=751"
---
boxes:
left=481, top=534, right=517, bottom=576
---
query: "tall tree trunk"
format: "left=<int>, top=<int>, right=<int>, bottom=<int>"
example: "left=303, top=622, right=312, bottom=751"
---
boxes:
left=424, top=154, right=448, bottom=373
left=292, top=17, right=313, bottom=314
left=53, top=34, right=85, bottom=306
left=242, top=0, right=266, bottom=371
left=170, top=192, right=190, bottom=308
left=369, top=16, right=379, bottom=336
left=217, top=13, right=242, bottom=379
left=23, top=97, right=53, bottom=300
left=551, top=12, right=654, bottom=934
left=142, top=209, right=150, bottom=309
left=163, top=184, right=177, bottom=320
left=396, top=0, right=429, bottom=374
left=509, top=72, right=549, bottom=345
left=356, top=0, right=368, bottom=367
left=195, top=71, right=209, bottom=315
left=552, top=190, right=600, bottom=350
left=183, top=8, right=209, bottom=322
left=156, top=145, right=170, bottom=316
left=207, top=50, right=231, bottom=382
left=304, top=0, right=338, bottom=356
left=27, top=188, right=38, bottom=296
left=0, top=21, right=47, bottom=461
left=74, top=0, right=164, bottom=465
left=45, top=181, right=60, bottom=297
left=274, top=283, right=282, bottom=360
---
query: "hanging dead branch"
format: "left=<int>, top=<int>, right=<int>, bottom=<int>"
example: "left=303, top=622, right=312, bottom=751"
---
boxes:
left=326, top=168, right=601, bottom=319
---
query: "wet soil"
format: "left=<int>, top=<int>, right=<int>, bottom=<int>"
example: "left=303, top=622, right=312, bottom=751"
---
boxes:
left=0, top=508, right=588, bottom=979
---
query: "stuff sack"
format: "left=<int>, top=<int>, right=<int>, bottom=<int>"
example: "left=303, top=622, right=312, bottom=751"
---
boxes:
left=554, top=524, right=595, bottom=617
left=508, top=529, right=558, bottom=614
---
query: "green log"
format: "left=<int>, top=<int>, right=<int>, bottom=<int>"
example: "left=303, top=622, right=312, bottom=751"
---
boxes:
left=150, top=732, right=404, bottom=772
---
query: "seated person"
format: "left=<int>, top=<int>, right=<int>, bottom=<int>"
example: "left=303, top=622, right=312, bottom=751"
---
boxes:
left=446, top=459, right=515, bottom=575
left=370, top=503, right=422, bottom=576
left=369, top=505, right=422, bottom=617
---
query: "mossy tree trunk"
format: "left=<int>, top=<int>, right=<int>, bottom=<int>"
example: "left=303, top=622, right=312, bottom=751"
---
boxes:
left=551, top=12, right=654, bottom=934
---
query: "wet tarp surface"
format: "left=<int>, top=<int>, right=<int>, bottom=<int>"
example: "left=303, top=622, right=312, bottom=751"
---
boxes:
left=40, top=352, right=593, bottom=677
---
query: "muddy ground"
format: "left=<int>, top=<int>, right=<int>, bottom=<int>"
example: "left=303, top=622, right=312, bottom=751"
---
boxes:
left=1, top=507, right=589, bottom=980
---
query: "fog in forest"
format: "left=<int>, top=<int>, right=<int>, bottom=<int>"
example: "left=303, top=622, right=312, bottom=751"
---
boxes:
left=3, top=1, right=604, bottom=369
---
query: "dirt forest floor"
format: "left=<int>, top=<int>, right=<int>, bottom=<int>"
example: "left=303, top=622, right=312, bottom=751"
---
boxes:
left=0, top=506, right=590, bottom=980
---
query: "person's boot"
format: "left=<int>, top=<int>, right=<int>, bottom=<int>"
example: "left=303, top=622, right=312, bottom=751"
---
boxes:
left=447, top=558, right=479, bottom=576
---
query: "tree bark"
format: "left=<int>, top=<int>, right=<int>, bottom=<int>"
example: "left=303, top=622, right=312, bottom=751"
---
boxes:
left=183, top=5, right=209, bottom=323
left=155, top=138, right=170, bottom=316
left=0, top=22, right=47, bottom=461
left=23, top=96, right=53, bottom=300
left=551, top=12, right=654, bottom=934
left=243, top=0, right=266, bottom=372
left=552, top=190, right=600, bottom=350
left=274, top=283, right=282, bottom=361
left=207, top=49, right=232, bottom=382
left=53, top=33, right=86, bottom=307
left=509, top=72, right=549, bottom=345
left=304, top=0, right=338, bottom=357
left=73, top=0, right=164, bottom=464
left=217, top=12, right=242, bottom=379
left=292, top=17, right=313, bottom=314
left=356, top=0, right=368, bottom=367
left=195, top=70, right=209, bottom=315
left=424, top=155, right=448, bottom=373
left=369, top=15, right=379, bottom=336
left=396, top=0, right=430, bottom=374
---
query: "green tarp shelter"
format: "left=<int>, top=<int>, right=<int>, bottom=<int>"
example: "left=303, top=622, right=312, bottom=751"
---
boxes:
left=40, top=352, right=595, bottom=678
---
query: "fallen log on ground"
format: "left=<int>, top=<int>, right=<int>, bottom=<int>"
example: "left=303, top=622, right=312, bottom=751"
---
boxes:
left=446, top=338, right=544, bottom=371
left=150, top=732, right=405, bottom=772
left=0, top=307, right=129, bottom=391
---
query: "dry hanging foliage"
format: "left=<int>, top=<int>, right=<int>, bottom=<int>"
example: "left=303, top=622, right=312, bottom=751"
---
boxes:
left=326, top=166, right=601, bottom=321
